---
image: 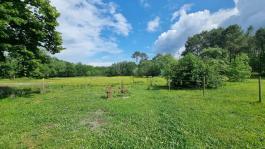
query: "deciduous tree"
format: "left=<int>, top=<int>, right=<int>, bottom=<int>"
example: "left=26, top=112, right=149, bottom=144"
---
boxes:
left=0, top=0, right=63, bottom=76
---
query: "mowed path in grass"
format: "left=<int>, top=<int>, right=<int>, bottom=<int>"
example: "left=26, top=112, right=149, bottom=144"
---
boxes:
left=0, top=77, right=265, bottom=148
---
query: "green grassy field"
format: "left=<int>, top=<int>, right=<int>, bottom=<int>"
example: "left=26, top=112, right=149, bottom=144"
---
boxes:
left=0, top=77, right=264, bottom=148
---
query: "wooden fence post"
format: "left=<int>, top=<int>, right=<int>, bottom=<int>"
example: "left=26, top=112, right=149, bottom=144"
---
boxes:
left=203, top=76, right=206, bottom=96
left=42, top=78, right=45, bottom=94
left=259, top=76, right=262, bottom=102
left=168, top=78, right=172, bottom=91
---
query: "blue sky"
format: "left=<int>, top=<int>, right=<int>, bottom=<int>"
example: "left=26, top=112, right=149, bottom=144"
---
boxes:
left=50, top=0, right=265, bottom=66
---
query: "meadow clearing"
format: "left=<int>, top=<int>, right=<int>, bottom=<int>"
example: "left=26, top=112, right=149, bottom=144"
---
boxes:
left=0, top=77, right=265, bottom=148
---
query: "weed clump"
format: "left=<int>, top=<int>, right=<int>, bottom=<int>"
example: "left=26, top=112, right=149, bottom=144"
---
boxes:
left=105, top=82, right=129, bottom=99
left=105, top=86, right=113, bottom=99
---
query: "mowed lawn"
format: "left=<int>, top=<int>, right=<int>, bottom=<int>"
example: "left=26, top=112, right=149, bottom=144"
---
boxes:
left=0, top=77, right=265, bottom=148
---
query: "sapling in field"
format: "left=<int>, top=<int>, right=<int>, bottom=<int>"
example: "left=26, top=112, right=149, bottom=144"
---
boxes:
left=119, top=81, right=128, bottom=96
left=106, top=86, right=113, bottom=99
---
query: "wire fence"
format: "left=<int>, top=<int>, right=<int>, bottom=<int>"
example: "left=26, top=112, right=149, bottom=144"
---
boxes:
left=0, top=76, right=262, bottom=102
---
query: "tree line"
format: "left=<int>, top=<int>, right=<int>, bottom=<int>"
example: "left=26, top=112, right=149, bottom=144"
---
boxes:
left=0, top=56, right=108, bottom=78
left=183, top=25, right=265, bottom=76
left=1, top=24, right=265, bottom=90
left=107, top=25, right=265, bottom=88
left=0, top=1, right=264, bottom=89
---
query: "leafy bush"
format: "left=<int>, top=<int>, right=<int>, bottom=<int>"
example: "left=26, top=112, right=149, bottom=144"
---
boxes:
left=107, top=61, right=137, bottom=76
left=171, top=53, right=225, bottom=88
left=204, top=59, right=226, bottom=88
left=200, top=47, right=228, bottom=60
left=171, top=54, right=205, bottom=88
left=137, top=60, right=160, bottom=77
left=152, top=54, right=177, bottom=79
left=200, top=48, right=228, bottom=88
left=227, top=54, right=252, bottom=81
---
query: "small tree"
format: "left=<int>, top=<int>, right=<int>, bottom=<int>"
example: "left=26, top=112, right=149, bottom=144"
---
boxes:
left=132, top=51, right=141, bottom=63
left=204, top=59, right=226, bottom=88
left=138, top=60, right=160, bottom=77
left=171, top=53, right=225, bottom=88
left=132, top=51, right=149, bottom=63
left=171, top=54, right=206, bottom=88
left=152, top=54, right=177, bottom=84
left=227, top=53, right=252, bottom=82
left=200, top=47, right=229, bottom=87
left=255, top=28, right=265, bottom=75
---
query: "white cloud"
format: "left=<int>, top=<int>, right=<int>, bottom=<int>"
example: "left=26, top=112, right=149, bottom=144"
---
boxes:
left=140, top=0, right=150, bottom=8
left=147, top=17, right=160, bottom=32
left=222, top=0, right=265, bottom=29
left=50, top=0, right=132, bottom=64
left=171, top=4, right=193, bottom=22
left=154, top=0, right=265, bottom=55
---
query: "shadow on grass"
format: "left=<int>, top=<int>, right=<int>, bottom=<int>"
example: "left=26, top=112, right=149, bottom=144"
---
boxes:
left=0, top=86, right=41, bottom=100
left=248, top=101, right=263, bottom=105
left=149, top=85, right=203, bottom=91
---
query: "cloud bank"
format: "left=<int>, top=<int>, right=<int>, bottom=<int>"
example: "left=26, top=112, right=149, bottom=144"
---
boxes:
left=154, top=0, right=265, bottom=55
left=50, top=0, right=132, bottom=65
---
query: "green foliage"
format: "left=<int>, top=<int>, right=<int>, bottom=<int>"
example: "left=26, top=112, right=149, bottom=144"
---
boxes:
left=41, top=58, right=108, bottom=78
left=137, top=60, right=160, bottom=77
left=152, top=54, right=177, bottom=79
left=0, top=0, right=63, bottom=76
left=171, top=54, right=206, bottom=88
left=204, top=59, right=227, bottom=88
left=182, top=25, right=263, bottom=73
left=171, top=53, right=226, bottom=88
left=183, top=28, right=224, bottom=56
left=107, top=61, right=137, bottom=76
left=183, top=25, right=248, bottom=62
left=222, top=25, right=247, bottom=62
left=0, top=56, right=108, bottom=78
left=182, top=24, right=265, bottom=80
left=227, top=54, right=252, bottom=82
left=0, top=58, right=17, bottom=79
left=255, top=28, right=265, bottom=75
left=132, top=51, right=148, bottom=63
left=200, top=47, right=228, bottom=60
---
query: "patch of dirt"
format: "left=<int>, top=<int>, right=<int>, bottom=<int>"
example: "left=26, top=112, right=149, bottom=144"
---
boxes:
left=21, top=135, right=37, bottom=149
left=80, top=109, right=108, bottom=132
left=21, top=124, right=54, bottom=149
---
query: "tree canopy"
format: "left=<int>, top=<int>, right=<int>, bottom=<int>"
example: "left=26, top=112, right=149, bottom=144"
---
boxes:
left=0, top=0, right=63, bottom=76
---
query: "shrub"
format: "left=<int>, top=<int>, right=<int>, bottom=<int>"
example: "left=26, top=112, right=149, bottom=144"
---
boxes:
left=227, top=53, right=252, bottom=81
left=137, top=60, right=160, bottom=77
left=171, top=54, right=206, bottom=88
left=171, top=53, right=225, bottom=88
left=204, top=59, right=226, bottom=88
